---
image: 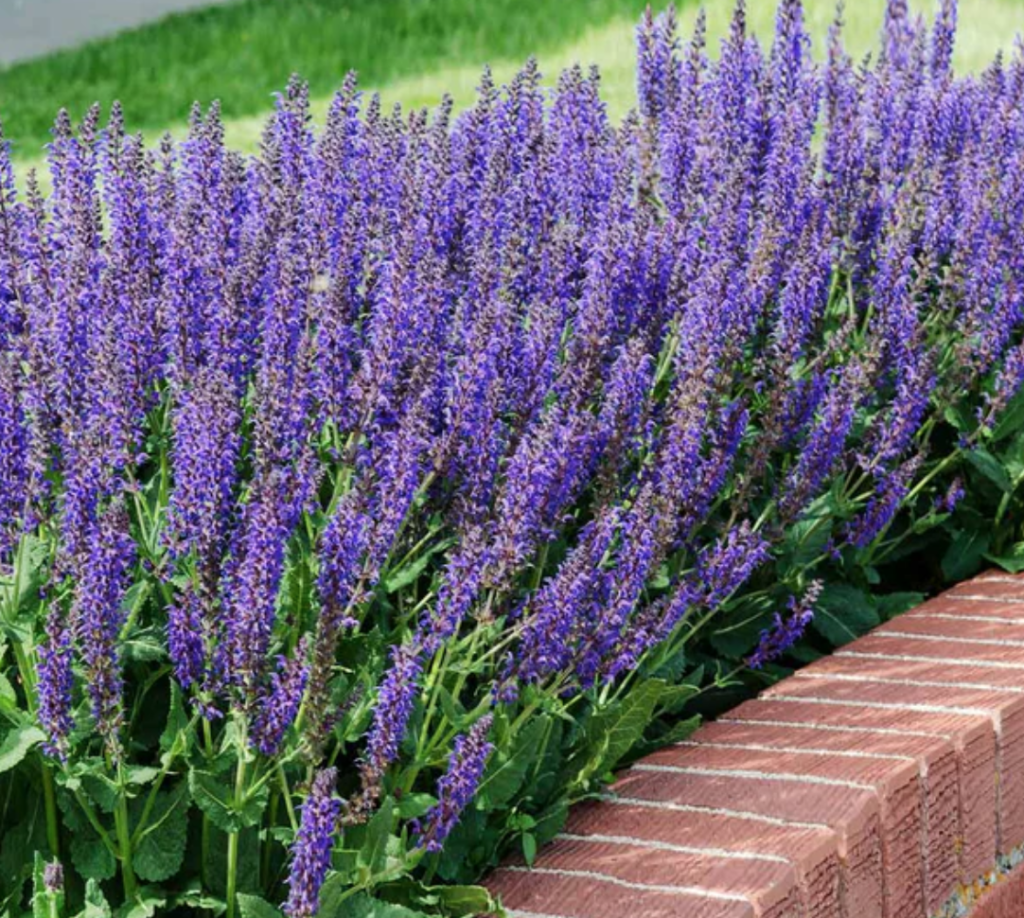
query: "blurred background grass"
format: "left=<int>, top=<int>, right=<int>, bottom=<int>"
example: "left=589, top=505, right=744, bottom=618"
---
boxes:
left=0, top=0, right=1020, bottom=169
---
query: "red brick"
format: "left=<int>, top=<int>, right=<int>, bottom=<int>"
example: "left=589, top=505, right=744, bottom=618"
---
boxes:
left=687, top=720, right=958, bottom=913
left=487, top=867, right=756, bottom=918
left=945, top=579, right=1024, bottom=601
left=613, top=768, right=883, bottom=917
left=879, top=614, right=1024, bottom=643
left=483, top=573, right=1024, bottom=918
left=768, top=674, right=1024, bottom=853
left=521, top=836, right=799, bottom=918
left=564, top=800, right=841, bottom=918
left=721, top=698, right=998, bottom=886
left=844, top=632, right=1024, bottom=668
left=903, top=595, right=1024, bottom=623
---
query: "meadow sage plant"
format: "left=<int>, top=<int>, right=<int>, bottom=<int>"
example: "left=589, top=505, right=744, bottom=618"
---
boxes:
left=1, top=0, right=1024, bottom=915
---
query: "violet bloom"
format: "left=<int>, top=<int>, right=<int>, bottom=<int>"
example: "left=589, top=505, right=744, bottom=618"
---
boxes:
left=748, top=581, right=822, bottom=670
left=362, top=643, right=424, bottom=787
left=71, top=501, right=135, bottom=754
left=414, top=714, right=494, bottom=852
left=37, top=608, right=74, bottom=761
left=937, top=477, right=965, bottom=514
left=283, top=767, right=342, bottom=918
left=251, top=639, right=310, bottom=756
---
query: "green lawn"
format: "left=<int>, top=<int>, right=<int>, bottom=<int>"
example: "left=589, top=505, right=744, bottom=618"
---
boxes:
left=0, top=0, right=1020, bottom=168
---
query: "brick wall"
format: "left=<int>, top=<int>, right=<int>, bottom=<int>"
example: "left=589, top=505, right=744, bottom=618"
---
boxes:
left=485, top=571, right=1024, bottom=918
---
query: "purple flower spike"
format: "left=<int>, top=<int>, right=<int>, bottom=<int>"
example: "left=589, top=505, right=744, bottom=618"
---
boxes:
left=283, top=767, right=342, bottom=918
left=37, top=608, right=75, bottom=761
left=748, top=581, right=822, bottom=670
left=362, top=643, right=424, bottom=788
left=414, top=714, right=494, bottom=852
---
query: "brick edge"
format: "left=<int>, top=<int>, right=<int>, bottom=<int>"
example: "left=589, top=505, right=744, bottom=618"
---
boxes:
left=485, top=571, right=1024, bottom=918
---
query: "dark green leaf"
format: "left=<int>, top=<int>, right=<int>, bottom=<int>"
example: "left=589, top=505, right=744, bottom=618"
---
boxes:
left=188, top=768, right=268, bottom=833
left=992, top=385, right=1024, bottom=442
left=475, top=716, right=547, bottom=809
left=876, top=592, right=926, bottom=620
left=811, top=583, right=879, bottom=647
left=965, top=448, right=1013, bottom=493
left=319, top=887, right=429, bottom=918
left=70, top=832, right=116, bottom=882
left=942, top=529, right=991, bottom=582
left=395, top=793, right=436, bottom=821
left=521, top=833, right=537, bottom=865
left=360, top=796, right=394, bottom=876
left=132, top=783, right=189, bottom=882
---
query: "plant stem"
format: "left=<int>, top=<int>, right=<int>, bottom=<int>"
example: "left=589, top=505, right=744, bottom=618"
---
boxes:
left=113, top=767, right=138, bottom=903
left=225, top=749, right=249, bottom=918
left=276, top=762, right=298, bottom=832
left=201, top=717, right=215, bottom=894
left=41, top=767, right=60, bottom=859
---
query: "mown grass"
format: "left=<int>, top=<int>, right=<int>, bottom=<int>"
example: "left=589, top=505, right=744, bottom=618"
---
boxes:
left=0, top=0, right=1020, bottom=167
left=0, top=0, right=650, bottom=160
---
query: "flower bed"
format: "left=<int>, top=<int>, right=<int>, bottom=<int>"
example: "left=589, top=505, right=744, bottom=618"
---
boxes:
left=0, top=0, right=1022, bottom=916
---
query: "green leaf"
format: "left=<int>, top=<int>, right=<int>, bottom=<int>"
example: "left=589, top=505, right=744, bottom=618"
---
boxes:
left=521, top=833, right=537, bottom=866
left=78, top=880, right=112, bottom=918
left=657, top=683, right=699, bottom=716
left=159, top=681, right=189, bottom=756
left=115, top=887, right=167, bottom=918
left=132, top=783, right=189, bottom=882
left=0, top=671, right=15, bottom=705
left=426, top=884, right=495, bottom=917
left=965, top=448, right=1013, bottom=493
left=578, top=679, right=664, bottom=782
left=876, top=591, right=926, bottom=621
left=395, top=793, right=436, bottom=821
left=655, top=715, right=701, bottom=746
left=319, top=887, right=429, bottom=918
left=70, top=832, right=116, bottom=882
left=944, top=403, right=974, bottom=434
left=236, top=894, right=285, bottom=918
left=0, top=725, right=45, bottom=774
left=1, top=811, right=48, bottom=893
left=360, top=797, right=394, bottom=876
left=992, top=385, right=1024, bottom=442
left=985, top=542, right=1024, bottom=574
left=811, top=583, right=879, bottom=647
left=475, top=716, right=547, bottom=809
left=188, top=768, right=269, bottom=833
left=384, top=539, right=455, bottom=594
left=32, top=852, right=61, bottom=918
left=942, top=529, right=991, bottom=582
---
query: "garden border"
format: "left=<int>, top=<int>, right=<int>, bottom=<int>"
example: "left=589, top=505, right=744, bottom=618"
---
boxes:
left=484, top=570, right=1024, bottom=918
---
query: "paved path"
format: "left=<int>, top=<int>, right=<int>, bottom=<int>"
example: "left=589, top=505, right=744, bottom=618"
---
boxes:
left=0, top=0, right=234, bottom=66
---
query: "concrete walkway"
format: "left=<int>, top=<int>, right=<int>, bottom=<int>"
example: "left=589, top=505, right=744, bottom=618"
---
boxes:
left=0, top=0, right=234, bottom=66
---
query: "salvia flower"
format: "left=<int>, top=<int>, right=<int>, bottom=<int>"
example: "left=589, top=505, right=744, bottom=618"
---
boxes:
left=747, top=581, right=822, bottom=670
left=414, top=714, right=494, bottom=852
left=283, top=767, right=342, bottom=918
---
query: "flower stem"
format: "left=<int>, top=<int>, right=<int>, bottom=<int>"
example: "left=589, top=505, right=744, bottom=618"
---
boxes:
left=225, top=750, right=249, bottom=918
left=113, top=773, right=138, bottom=903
